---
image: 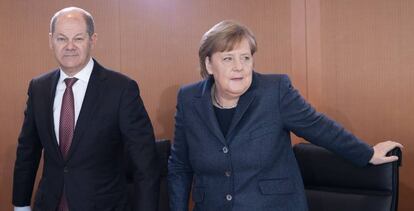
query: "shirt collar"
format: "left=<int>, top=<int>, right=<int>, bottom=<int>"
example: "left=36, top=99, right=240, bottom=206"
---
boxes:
left=58, top=58, right=94, bottom=84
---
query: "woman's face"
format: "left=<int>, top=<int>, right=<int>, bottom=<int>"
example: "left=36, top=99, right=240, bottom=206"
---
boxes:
left=206, top=38, right=253, bottom=99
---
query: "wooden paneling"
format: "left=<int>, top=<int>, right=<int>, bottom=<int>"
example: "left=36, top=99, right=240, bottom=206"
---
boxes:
left=0, top=1, right=121, bottom=209
left=118, top=0, right=293, bottom=139
left=0, top=0, right=293, bottom=210
left=316, top=0, right=414, bottom=209
left=0, top=0, right=413, bottom=210
left=0, top=1, right=54, bottom=209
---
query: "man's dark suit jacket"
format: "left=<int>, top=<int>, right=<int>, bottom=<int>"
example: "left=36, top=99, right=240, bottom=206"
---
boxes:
left=168, top=72, right=374, bottom=211
left=13, top=60, right=160, bottom=211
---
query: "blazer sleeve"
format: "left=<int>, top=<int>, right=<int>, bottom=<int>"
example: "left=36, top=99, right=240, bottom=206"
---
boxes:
left=168, top=88, right=193, bottom=211
left=13, top=80, right=43, bottom=207
left=119, top=80, right=160, bottom=211
left=278, top=75, right=374, bottom=166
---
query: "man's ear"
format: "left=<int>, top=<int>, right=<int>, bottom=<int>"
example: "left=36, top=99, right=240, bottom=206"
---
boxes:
left=90, top=33, right=98, bottom=49
left=48, top=33, right=53, bottom=49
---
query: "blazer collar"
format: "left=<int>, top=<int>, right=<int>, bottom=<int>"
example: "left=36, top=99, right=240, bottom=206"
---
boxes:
left=44, top=60, right=107, bottom=162
left=193, top=77, right=224, bottom=143
left=193, top=72, right=258, bottom=145
left=65, top=59, right=107, bottom=161
left=48, top=69, right=63, bottom=161
left=227, top=72, right=257, bottom=141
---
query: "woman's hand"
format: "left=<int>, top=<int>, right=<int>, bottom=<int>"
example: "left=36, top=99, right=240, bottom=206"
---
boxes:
left=369, top=140, right=403, bottom=165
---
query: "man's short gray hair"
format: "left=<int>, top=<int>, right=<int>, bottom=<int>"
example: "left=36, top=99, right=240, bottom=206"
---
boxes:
left=50, top=7, right=95, bottom=36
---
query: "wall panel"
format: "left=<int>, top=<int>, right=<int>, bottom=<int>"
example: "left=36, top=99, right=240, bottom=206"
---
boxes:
left=1, top=0, right=413, bottom=210
left=315, top=0, right=414, bottom=209
left=0, top=1, right=121, bottom=209
left=118, top=0, right=293, bottom=139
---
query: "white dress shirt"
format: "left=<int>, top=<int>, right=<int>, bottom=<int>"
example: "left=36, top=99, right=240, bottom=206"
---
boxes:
left=53, top=58, right=93, bottom=143
left=15, top=58, right=94, bottom=211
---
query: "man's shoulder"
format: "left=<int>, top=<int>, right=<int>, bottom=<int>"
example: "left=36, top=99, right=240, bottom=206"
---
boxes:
left=32, top=69, right=59, bottom=82
left=28, top=69, right=60, bottom=90
left=92, top=61, right=137, bottom=87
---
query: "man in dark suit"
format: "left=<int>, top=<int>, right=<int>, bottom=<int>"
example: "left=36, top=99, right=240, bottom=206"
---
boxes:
left=13, top=7, right=160, bottom=211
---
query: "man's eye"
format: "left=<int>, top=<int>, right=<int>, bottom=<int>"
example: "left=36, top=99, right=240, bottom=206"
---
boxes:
left=56, top=37, right=66, bottom=42
left=223, top=57, right=232, bottom=61
left=74, top=37, right=84, bottom=41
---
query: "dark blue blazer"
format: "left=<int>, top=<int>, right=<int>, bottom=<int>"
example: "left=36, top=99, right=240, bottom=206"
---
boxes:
left=168, top=72, right=373, bottom=211
left=13, top=60, right=160, bottom=211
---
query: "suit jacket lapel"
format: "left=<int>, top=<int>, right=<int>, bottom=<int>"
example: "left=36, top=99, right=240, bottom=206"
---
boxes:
left=47, top=70, right=64, bottom=161
left=227, top=73, right=257, bottom=143
left=65, top=61, right=106, bottom=161
left=193, top=78, right=226, bottom=144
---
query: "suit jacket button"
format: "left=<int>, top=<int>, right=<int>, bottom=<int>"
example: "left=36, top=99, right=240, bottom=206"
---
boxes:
left=64, top=167, right=69, bottom=173
left=225, top=171, right=231, bottom=177
left=222, top=146, right=229, bottom=154
left=226, top=194, right=232, bottom=201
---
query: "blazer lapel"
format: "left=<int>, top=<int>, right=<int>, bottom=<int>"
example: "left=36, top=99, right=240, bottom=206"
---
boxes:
left=193, top=78, right=226, bottom=144
left=47, top=70, right=65, bottom=162
left=226, top=73, right=257, bottom=142
left=65, top=62, right=106, bottom=161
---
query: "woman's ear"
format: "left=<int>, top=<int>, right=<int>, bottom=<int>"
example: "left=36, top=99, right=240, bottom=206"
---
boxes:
left=205, top=56, right=213, bottom=75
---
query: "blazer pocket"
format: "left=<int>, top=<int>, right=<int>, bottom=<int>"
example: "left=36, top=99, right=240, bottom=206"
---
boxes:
left=258, top=178, right=295, bottom=195
left=192, top=187, right=205, bottom=203
left=250, top=123, right=278, bottom=140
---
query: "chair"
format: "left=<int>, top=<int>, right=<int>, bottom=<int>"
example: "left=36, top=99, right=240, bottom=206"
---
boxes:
left=293, top=143, right=402, bottom=211
left=126, top=139, right=171, bottom=211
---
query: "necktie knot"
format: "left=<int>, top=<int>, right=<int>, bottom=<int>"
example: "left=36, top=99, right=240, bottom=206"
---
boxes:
left=64, top=77, right=78, bottom=88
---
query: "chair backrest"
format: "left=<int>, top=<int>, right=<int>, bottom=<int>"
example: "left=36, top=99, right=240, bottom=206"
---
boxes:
left=156, top=139, right=171, bottom=211
left=126, top=139, right=171, bottom=211
left=293, top=143, right=402, bottom=211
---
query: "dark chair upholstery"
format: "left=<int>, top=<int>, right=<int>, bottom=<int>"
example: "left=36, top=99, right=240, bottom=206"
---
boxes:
left=293, top=143, right=402, bottom=211
left=126, top=139, right=171, bottom=211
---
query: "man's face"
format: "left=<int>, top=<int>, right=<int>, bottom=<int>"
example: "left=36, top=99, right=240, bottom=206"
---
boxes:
left=49, top=13, right=96, bottom=76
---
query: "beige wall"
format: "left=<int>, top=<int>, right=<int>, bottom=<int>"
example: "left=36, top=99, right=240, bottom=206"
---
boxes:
left=0, top=0, right=413, bottom=210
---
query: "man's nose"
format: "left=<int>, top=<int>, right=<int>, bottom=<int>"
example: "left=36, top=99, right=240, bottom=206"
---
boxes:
left=65, top=40, right=76, bottom=50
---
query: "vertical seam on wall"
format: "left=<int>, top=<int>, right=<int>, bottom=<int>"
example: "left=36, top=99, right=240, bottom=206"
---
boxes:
left=304, top=0, right=309, bottom=99
left=118, top=0, right=122, bottom=72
